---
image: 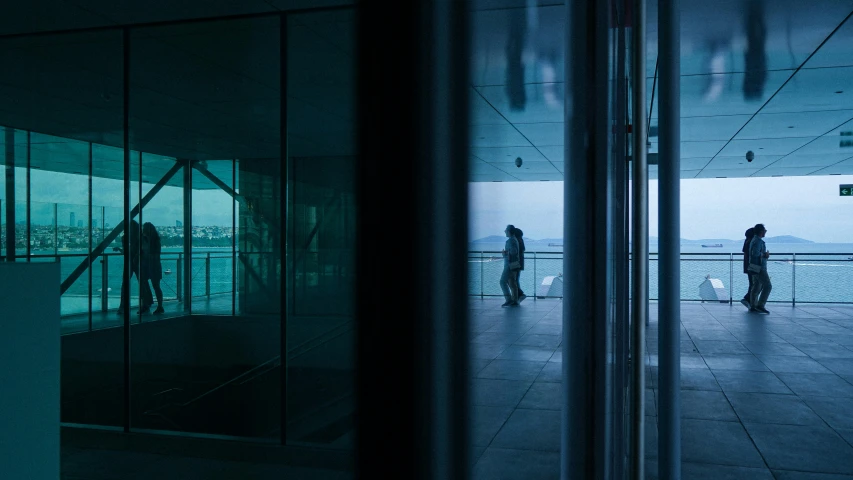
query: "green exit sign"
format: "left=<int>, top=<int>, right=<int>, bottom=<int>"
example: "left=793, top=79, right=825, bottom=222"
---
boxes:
left=842, top=184, right=853, bottom=196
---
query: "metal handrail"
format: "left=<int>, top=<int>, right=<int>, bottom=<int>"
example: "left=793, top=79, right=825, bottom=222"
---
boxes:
left=468, top=250, right=853, bottom=303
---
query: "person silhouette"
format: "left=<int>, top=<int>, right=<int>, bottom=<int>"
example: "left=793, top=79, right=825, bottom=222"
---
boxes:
left=514, top=227, right=527, bottom=301
left=117, top=219, right=143, bottom=315
left=140, top=222, right=164, bottom=315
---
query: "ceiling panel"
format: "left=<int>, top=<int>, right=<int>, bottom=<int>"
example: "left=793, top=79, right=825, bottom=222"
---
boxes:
left=491, top=162, right=559, bottom=175
left=470, top=146, right=550, bottom=163
left=471, top=124, right=533, bottom=148
left=510, top=173, right=563, bottom=181
left=476, top=84, right=564, bottom=124
left=470, top=92, right=510, bottom=125
left=716, top=137, right=814, bottom=157
left=648, top=140, right=727, bottom=158
left=469, top=172, right=522, bottom=182
left=514, top=122, right=562, bottom=146
left=773, top=153, right=853, bottom=168
left=802, top=14, right=853, bottom=68
left=471, top=161, right=511, bottom=176
left=810, top=158, right=853, bottom=175
left=701, top=155, right=781, bottom=170
left=736, top=110, right=853, bottom=139
left=470, top=5, right=565, bottom=87
left=681, top=158, right=714, bottom=170
left=695, top=168, right=762, bottom=178
left=537, top=145, right=563, bottom=163
left=762, top=67, right=853, bottom=113
left=752, top=166, right=824, bottom=177
left=679, top=115, right=752, bottom=142
left=649, top=70, right=794, bottom=119
left=793, top=134, right=853, bottom=155
left=663, top=0, right=853, bottom=76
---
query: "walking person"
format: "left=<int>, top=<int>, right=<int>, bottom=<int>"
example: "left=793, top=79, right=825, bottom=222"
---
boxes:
left=514, top=227, right=528, bottom=301
left=748, top=223, right=772, bottom=314
left=740, top=227, right=755, bottom=309
left=500, top=224, right=521, bottom=307
left=117, top=219, right=142, bottom=315
left=139, top=222, right=164, bottom=315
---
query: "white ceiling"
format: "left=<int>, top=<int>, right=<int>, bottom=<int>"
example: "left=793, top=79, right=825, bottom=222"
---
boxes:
left=470, top=0, right=853, bottom=181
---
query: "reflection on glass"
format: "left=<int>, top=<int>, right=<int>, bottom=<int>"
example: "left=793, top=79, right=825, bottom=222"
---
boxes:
left=285, top=10, right=356, bottom=450
left=192, top=160, right=235, bottom=315
left=129, top=16, right=280, bottom=439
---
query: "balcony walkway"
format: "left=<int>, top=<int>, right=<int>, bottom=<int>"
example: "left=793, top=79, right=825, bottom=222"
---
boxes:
left=469, top=298, right=853, bottom=480
left=61, top=294, right=238, bottom=335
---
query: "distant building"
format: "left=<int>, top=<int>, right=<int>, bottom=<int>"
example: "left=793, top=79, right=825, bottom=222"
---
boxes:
left=176, top=220, right=183, bottom=227
left=70, top=212, right=76, bottom=227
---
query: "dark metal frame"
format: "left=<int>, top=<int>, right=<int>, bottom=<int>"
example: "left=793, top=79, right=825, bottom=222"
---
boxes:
left=355, top=0, right=469, bottom=478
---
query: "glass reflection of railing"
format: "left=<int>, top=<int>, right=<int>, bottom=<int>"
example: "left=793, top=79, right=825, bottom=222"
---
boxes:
left=468, top=251, right=853, bottom=305
left=28, top=251, right=247, bottom=317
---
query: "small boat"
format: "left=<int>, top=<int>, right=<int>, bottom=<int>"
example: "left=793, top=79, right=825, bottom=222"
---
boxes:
left=164, top=268, right=172, bottom=275
left=701, top=244, right=723, bottom=248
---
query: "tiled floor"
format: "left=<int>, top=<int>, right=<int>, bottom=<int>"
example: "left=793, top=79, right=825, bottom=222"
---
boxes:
left=469, top=298, right=853, bottom=479
left=60, top=298, right=853, bottom=479
left=61, top=447, right=351, bottom=480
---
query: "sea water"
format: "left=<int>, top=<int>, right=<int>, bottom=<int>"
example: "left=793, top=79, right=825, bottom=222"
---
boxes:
left=468, top=242, right=853, bottom=304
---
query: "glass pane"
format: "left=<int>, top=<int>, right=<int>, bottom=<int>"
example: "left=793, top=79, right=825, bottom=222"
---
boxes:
left=0, top=29, right=126, bottom=428
left=192, top=160, right=235, bottom=315
left=138, top=152, right=184, bottom=319
left=130, top=17, right=280, bottom=439
left=285, top=10, right=356, bottom=449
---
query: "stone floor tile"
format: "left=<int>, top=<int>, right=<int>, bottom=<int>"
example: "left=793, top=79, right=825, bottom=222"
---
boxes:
left=745, top=423, right=853, bottom=474
left=472, top=447, right=559, bottom=480
left=727, top=392, right=824, bottom=425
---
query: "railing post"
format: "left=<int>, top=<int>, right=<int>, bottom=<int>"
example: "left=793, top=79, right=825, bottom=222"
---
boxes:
left=729, top=253, right=733, bottom=305
left=101, top=255, right=109, bottom=312
left=177, top=253, right=183, bottom=301
left=205, top=252, right=211, bottom=297
left=480, top=251, right=484, bottom=299
left=792, top=253, right=796, bottom=307
left=533, top=252, right=537, bottom=301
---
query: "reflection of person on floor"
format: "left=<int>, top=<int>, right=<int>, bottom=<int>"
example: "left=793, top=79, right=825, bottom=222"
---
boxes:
left=117, top=219, right=141, bottom=315
left=140, top=222, right=164, bottom=315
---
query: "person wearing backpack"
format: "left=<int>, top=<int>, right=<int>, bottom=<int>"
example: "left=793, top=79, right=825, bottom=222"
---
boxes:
left=748, top=223, right=772, bottom=314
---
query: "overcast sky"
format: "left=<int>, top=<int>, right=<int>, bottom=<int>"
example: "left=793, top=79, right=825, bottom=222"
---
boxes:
left=469, top=175, right=853, bottom=243
left=5, top=169, right=853, bottom=241
left=2, top=169, right=234, bottom=227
